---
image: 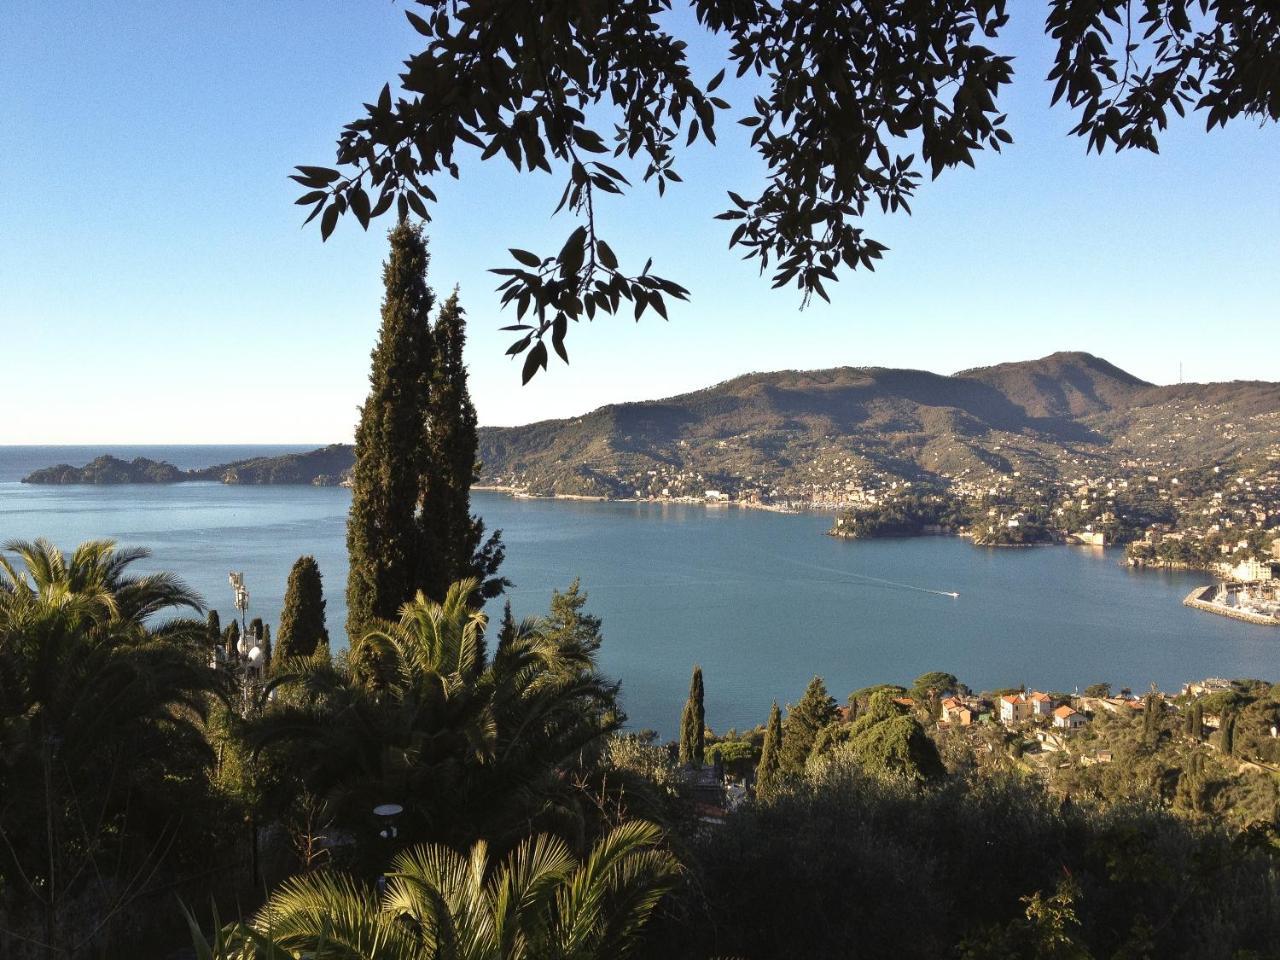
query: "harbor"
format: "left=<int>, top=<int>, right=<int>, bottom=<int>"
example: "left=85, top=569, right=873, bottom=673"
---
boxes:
left=1183, top=583, right=1280, bottom=627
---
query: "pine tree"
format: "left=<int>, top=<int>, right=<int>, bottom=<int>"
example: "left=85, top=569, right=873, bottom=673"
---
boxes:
left=346, top=221, right=438, bottom=640
left=778, top=676, right=839, bottom=775
left=277, top=555, right=330, bottom=660
left=757, top=701, right=783, bottom=796
left=419, top=289, right=505, bottom=603
left=679, top=665, right=706, bottom=766
left=544, top=579, right=603, bottom=655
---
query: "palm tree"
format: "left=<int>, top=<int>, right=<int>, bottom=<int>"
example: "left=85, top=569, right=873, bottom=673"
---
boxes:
left=251, top=580, right=622, bottom=856
left=194, top=820, right=678, bottom=959
left=0, top=536, right=202, bottom=625
left=0, top=539, right=218, bottom=954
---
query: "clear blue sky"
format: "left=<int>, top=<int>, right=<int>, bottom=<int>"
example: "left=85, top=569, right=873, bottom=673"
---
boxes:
left=2, top=1, right=1276, bottom=444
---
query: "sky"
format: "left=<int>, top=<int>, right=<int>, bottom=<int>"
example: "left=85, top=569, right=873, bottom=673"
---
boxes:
left=2, top=2, right=1277, bottom=444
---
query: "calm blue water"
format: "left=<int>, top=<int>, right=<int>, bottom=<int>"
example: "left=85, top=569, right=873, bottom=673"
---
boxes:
left=0, top=446, right=1274, bottom=735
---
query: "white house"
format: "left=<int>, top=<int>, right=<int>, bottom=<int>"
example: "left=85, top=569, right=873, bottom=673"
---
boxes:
left=1000, top=691, right=1054, bottom=725
left=1029, top=691, right=1054, bottom=718
left=999, top=694, right=1032, bottom=725
left=1053, top=705, right=1087, bottom=730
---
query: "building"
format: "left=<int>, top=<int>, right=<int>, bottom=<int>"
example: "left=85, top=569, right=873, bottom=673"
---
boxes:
left=1053, top=705, right=1087, bottom=730
left=1000, top=694, right=1033, bottom=725
left=999, top=691, right=1054, bottom=725
left=1029, top=691, right=1054, bottom=718
left=940, top=696, right=973, bottom=726
left=1182, top=677, right=1233, bottom=697
left=1225, top=557, right=1279, bottom=583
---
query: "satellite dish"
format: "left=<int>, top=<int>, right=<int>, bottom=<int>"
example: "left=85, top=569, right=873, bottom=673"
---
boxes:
left=247, top=645, right=263, bottom=662
left=372, top=803, right=404, bottom=818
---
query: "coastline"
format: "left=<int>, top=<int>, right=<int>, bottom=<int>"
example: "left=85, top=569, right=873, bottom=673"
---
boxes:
left=472, top=484, right=803, bottom=513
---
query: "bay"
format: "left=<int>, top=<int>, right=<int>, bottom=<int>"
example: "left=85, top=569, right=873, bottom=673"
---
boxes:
left=0, top=446, right=1273, bottom=735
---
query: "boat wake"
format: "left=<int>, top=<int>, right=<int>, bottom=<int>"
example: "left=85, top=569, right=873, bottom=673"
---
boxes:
left=779, top=555, right=960, bottom=599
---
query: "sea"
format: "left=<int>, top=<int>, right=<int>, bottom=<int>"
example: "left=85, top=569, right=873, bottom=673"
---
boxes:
left=1, top=445, right=1274, bottom=735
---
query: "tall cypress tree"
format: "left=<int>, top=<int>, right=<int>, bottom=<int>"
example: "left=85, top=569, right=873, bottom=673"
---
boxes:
left=757, top=701, right=783, bottom=796
left=497, top=599, right=516, bottom=645
left=1143, top=692, right=1159, bottom=743
left=420, top=289, right=505, bottom=602
left=1217, top=711, right=1236, bottom=756
left=346, top=221, right=437, bottom=640
left=206, top=609, right=221, bottom=648
left=778, top=676, right=839, bottom=775
left=679, top=665, right=706, bottom=766
left=277, top=555, right=330, bottom=660
left=223, top=620, right=241, bottom=663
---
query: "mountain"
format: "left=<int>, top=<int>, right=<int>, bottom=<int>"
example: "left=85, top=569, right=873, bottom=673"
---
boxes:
left=22, top=354, right=1280, bottom=500
left=474, top=352, right=1280, bottom=501
left=958, top=351, right=1152, bottom=418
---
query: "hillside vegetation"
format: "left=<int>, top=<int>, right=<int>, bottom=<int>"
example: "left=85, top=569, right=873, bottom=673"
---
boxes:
left=475, top=352, right=1280, bottom=502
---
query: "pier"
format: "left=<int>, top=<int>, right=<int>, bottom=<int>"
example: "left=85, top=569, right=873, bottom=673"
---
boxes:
left=1183, top=585, right=1280, bottom=627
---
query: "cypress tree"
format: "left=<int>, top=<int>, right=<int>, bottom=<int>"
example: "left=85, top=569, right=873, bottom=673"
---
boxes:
left=1193, top=702, right=1204, bottom=740
left=277, top=555, right=330, bottom=660
left=261, top=624, right=272, bottom=671
left=778, top=676, right=839, bottom=775
left=1142, top=692, right=1159, bottom=743
left=497, top=599, right=516, bottom=646
left=757, top=701, right=783, bottom=796
left=679, top=665, right=706, bottom=766
left=419, top=289, right=505, bottom=603
left=346, top=221, right=437, bottom=640
left=223, top=620, right=241, bottom=663
left=206, top=609, right=221, bottom=647
left=1218, top=711, right=1236, bottom=756
left=249, top=617, right=264, bottom=644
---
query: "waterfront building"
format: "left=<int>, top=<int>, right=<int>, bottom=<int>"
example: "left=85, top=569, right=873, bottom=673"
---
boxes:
left=1225, top=557, right=1279, bottom=582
